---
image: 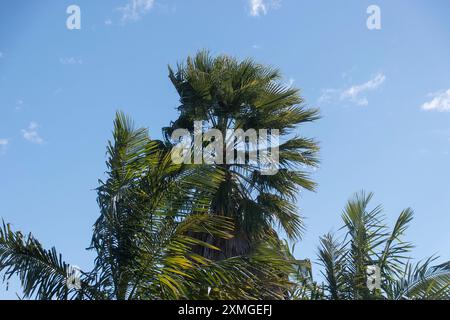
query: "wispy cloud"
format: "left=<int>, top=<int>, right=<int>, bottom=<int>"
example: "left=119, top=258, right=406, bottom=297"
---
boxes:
left=340, top=73, right=386, bottom=106
left=421, top=89, right=450, bottom=112
left=59, top=57, right=82, bottom=65
left=0, top=52, right=3, bottom=58
left=0, top=138, right=9, bottom=155
left=318, top=88, right=339, bottom=105
left=21, top=122, right=44, bottom=144
left=319, top=73, right=386, bottom=106
left=15, top=99, right=24, bottom=111
left=53, top=88, right=63, bottom=96
left=117, top=0, right=155, bottom=23
left=249, top=0, right=280, bottom=17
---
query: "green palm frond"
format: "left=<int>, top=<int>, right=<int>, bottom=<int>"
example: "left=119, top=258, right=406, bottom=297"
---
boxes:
left=379, top=208, right=414, bottom=281
left=0, top=221, right=100, bottom=300
left=340, top=191, right=387, bottom=299
left=90, top=111, right=230, bottom=299
left=317, top=233, right=349, bottom=300
left=187, top=241, right=293, bottom=300
left=388, top=259, right=450, bottom=300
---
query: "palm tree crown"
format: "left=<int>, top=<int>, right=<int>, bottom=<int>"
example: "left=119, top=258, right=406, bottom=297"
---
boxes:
left=165, top=50, right=320, bottom=259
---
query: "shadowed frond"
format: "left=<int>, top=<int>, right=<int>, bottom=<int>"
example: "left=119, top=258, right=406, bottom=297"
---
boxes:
left=0, top=221, right=100, bottom=300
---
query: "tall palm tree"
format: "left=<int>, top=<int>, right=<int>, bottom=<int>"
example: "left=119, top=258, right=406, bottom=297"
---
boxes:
left=165, top=50, right=320, bottom=259
left=0, top=112, right=292, bottom=300
left=316, top=191, right=450, bottom=300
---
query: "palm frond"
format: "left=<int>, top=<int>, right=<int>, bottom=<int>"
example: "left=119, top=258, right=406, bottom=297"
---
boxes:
left=388, top=259, right=450, bottom=300
left=317, top=233, right=349, bottom=299
left=0, top=221, right=99, bottom=300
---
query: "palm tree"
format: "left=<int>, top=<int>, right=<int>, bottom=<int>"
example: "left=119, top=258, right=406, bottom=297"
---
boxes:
left=0, top=112, right=292, bottom=300
left=165, top=50, right=320, bottom=260
left=315, top=191, right=450, bottom=300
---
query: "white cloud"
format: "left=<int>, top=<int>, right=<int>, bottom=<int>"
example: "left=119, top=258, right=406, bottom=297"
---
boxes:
left=104, top=19, right=113, bottom=25
left=0, top=138, right=9, bottom=155
left=21, top=122, right=44, bottom=144
left=318, top=88, right=339, bottom=104
left=117, top=0, right=155, bottom=23
left=421, top=89, right=450, bottom=112
left=59, top=57, right=82, bottom=65
left=319, top=73, right=386, bottom=106
left=0, top=52, right=3, bottom=58
left=249, top=0, right=280, bottom=17
left=340, top=73, right=386, bottom=106
left=250, top=0, right=267, bottom=16
left=15, top=99, right=24, bottom=111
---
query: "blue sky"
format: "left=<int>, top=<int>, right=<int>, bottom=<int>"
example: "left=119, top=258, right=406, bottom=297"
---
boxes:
left=1, top=0, right=449, bottom=298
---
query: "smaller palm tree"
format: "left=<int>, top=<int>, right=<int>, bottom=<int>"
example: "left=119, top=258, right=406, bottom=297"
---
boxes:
left=314, top=191, right=450, bottom=300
